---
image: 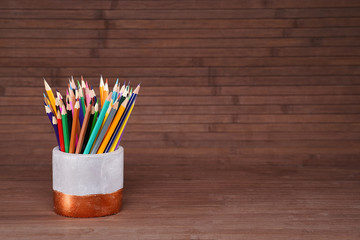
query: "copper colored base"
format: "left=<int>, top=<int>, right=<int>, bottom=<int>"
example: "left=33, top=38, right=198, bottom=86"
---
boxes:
left=53, top=189, right=123, bottom=218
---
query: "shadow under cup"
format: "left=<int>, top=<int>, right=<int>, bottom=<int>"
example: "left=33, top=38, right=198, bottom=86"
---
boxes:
left=52, top=146, right=124, bottom=218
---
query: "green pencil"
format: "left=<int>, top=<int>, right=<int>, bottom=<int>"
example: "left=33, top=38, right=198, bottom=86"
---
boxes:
left=61, top=106, right=70, bottom=153
left=78, top=81, right=86, bottom=116
left=90, top=101, right=98, bottom=134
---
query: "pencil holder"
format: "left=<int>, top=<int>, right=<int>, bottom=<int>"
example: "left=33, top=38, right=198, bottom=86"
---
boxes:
left=52, top=146, right=124, bottom=218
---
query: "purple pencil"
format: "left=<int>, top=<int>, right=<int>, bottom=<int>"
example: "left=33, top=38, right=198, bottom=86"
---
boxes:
left=78, top=98, right=84, bottom=128
left=52, top=116, right=60, bottom=148
left=44, top=103, right=54, bottom=123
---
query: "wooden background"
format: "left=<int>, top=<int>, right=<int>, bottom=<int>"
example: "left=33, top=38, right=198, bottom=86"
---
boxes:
left=1, top=0, right=360, bottom=167
left=1, top=1, right=360, bottom=239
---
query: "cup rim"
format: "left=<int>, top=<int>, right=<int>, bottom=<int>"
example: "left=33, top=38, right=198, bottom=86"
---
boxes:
left=52, top=146, right=123, bottom=158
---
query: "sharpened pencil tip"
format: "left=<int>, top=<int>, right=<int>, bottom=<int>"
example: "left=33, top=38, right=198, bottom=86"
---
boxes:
left=106, top=92, right=113, bottom=101
left=122, top=97, right=129, bottom=106
left=133, top=84, right=140, bottom=94
left=52, top=116, right=58, bottom=124
left=74, top=101, right=80, bottom=109
left=100, top=75, right=104, bottom=86
left=44, top=78, right=51, bottom=90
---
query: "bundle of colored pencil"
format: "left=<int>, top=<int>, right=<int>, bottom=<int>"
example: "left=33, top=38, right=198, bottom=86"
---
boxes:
left=43, top=76, right=140, bottom=154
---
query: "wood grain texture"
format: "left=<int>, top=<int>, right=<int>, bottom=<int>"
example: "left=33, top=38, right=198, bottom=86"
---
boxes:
left=0, top=1, right=359, bottom=238
left=0, top=163, right=360, bottom=239
left=0, top=2, right=358, bottom=164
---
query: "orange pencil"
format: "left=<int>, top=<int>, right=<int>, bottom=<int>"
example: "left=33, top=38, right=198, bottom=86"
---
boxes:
left=75, top=99, right=92, bottom=154
left=99, top=75, right=104, bottom=107
left=97, top=98, right=128, bottom=154
left=102, top=79, right=109, bottom=107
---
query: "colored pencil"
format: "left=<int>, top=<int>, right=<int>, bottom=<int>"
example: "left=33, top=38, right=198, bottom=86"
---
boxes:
left=61, top=106, right=70, bottom=153
left=76, top=99, right=92, bottom=154
left=99, top=75, right=104, bottom=107
left=78, top=83, right=86, bottom=116
left=52, top=116, right=60, bottom=148
left=106, top=84, right=140, bottom=152
left=43, top=76, right=140, bottom=154
left=83, top=93, right=112, bottom=154
left=100, top=100, right=112, bottom=130
left=85, top=81, right=91, bottom=106
left=82, top=102, right=95, bottom=153
left=102, top=79, right=109, bottom=107
left=78, top=97, right=84, bottom=128
left=69, top=101, right=80, bottom=153
left=81, top=78, right=86, bottom=100
left=44, top=104, right=53, bottom=123
left=66, top=97, right=72, bottom=138
left=114, top=101, right=135, bottom=150
left=118, top=87, right=128, bottom=105
left=69, top=88, right=75, bottom=113
left=91, top=101, right=119, bottom=154
left=97, top=98, right=128, bottom=154
left=56, top=110, right=65, bottom=152
left=44, top=79, right=57, bottom=114
left=90, top=101, right=98, bottom=134
left=112, top=79, right=118, bottom=102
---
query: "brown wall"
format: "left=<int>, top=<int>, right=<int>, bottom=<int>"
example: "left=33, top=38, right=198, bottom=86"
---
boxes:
left=1, top=1, right=360, bottom=166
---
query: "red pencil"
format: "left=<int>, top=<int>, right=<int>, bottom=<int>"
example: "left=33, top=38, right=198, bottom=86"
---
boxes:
left=56, top=110, right=65, bottom=152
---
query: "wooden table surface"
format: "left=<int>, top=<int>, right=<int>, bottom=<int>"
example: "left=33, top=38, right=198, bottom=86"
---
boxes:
left=1, top=158, right=359, bottom=239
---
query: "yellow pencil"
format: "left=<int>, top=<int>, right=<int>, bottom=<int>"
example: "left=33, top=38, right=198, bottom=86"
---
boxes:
left=44, top=78, right=57, bottom=114
left=97, top=98, right=128, bottom=154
